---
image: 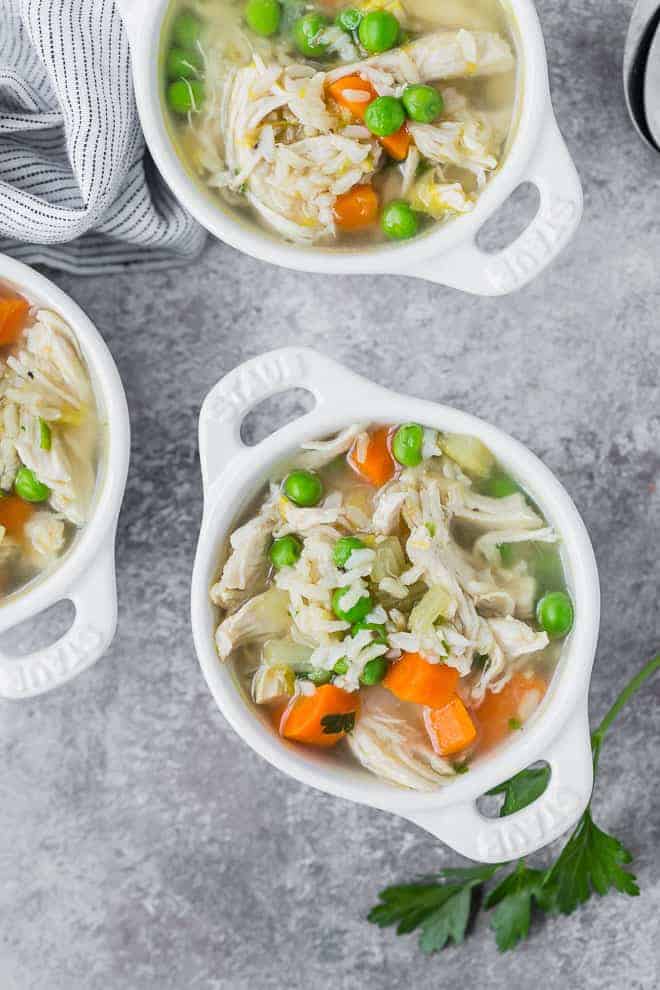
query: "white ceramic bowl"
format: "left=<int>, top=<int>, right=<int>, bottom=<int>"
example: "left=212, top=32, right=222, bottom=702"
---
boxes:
left=0, top=256, right=130, bottom=700
left=119, top=0, right=583, bottom=295
left=191, top=348, right=599, bottom=862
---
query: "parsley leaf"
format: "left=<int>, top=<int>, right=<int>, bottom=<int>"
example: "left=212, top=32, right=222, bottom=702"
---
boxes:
left=540, top=809, right=639, bottom=914
left=367, top=654, right=659, bottom=956
left=485, top=861, right=544, bottom=951
left=368, top=865, right=500, bottom=953
left=321, top=711, right=356, bottom=734
left=417, top=885, right=472, bottom=953
left=487, top=764, right=551, bottom=816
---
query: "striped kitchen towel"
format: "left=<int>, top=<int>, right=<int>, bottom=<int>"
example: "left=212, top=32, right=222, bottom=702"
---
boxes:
left=0, top=0, right=206, bottom=274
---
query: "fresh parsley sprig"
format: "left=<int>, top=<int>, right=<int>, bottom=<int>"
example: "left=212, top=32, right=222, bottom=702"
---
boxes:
left=368, top=865, right=500, bottom=953
left=368, top=653, right=660, bottom=954
left=321, top=711, right=356, bottom=734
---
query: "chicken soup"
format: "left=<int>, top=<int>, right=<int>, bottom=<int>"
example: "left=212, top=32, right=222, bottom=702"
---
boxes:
left=0, top=286, right=100, bottom=599
left=163, top=0, right=518, bottom=245
left=211, top=423, right=574, bottom=790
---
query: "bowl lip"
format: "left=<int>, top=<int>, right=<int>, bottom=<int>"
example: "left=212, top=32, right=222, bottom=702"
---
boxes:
left=191, top=369, right=600, bottom=814
left=129, top=0, right=550, bottom=275
left=0, top=255, right=130, bottom=632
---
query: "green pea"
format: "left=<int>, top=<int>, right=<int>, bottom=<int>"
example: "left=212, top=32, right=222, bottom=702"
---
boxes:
left=364, top=95, right=405, bottom=137
left=270, top=534, right=302, bottom=569
left=14, top=466, right=50, bottom=503
left=283, top=469, right=323, bottom=507
left=172, top=11, right=202, bottom=49
left=167, top=79, right=204, bottom=114
left=333, top=657, right=349, bottom=675
left=332, top=585, right=372, bottom=623
left=381, top=200, right=418, bottom=240
left=351, top=620, right=388, bottom=645
left=39, top=418, right=52, bottom=452
left=246, top=0, right=281, bottom=36
left=333, top=535, right=365, bottom=569
left=166, top=46, right=203, bottom=81
left=293, top=13, right=330, bottom=57
left=480, top=473, right=520, bottom=498
left=536, top=591, right=574, bottom=639
left=392, top=423, right=423, bottom=467
left=304, top=668, right=333, bottom=685
left=336, top=7, right=362, bottom=32
left=360, top=657, right=388, bottom=685
left=402, top=84, right=443, bottom=123
left=358, top=10, right=399, bottom=53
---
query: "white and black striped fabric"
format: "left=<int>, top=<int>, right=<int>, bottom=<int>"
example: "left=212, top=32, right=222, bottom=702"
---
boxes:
left=0, top=0, right=206, bottom=273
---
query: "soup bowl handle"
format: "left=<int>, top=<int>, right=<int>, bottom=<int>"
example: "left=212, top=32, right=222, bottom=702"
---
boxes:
left=406, top=112, right=583, bottom=297
left=0, top=537, right=118, bottom=700
left=405, top=703, right=593, bottom=862
left=199, top=347, right=379, bottom=494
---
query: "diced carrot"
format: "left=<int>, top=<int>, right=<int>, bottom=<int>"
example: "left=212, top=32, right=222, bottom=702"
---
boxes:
left=326, top=76, right=411, bottom=161
left=0, top=495, right=34, bottom=537
left=383, top=652, right=459, bottom=709
left=326, top=74, right=376, bottom=120
left=280, top=684, right=359, bottom=748
left=425, top=696, right=477, bottom=756
left=0, top=297, right=30, bottom=347
left=475, top=672, right=547, bottom=752
left=381, top=125, right=411, bottom=161
left=333, top=183, right=379, bottom=231
left=348, top=427, right=395, bottom=486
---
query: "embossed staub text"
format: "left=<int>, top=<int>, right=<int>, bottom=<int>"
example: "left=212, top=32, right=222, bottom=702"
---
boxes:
left=205, top=350, right=307, bottom=425
left=485, top=196, right=580, bottom=294
left=475, top=787, right=583, bottom=860
left=0, top=623, right=104, bottom=698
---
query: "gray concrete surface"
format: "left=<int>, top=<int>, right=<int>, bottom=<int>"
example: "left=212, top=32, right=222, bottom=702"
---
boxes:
left=2, top=0, right=660, bottom=986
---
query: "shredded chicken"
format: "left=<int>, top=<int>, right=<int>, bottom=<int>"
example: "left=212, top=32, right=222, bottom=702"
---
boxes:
left=2, top=309, right=97, bottom=526
left=488, top=616, right=549, bottom=659
left=273, top=492, right=351, bottom=536
left=372, top=484, right=409, bottom=534
left=210, top=490, right=279, bottom=609
left=252, top=664, right=294, bottom=704
left=215, top=588, right=291, bottom=660
left=325, top=30, right=514, bottom=85
left=347, top=708, right=456, bottom=790
left=0, top=400, right=20, bottom=490
left=24, top=511, right=66, bottom=560
left=185, top=20, right=514, bottom=244
left=474, top=526, right=557, bottom=564
left=294, top=424, right=367, bottom=471
left=452, top=491, right=543, bottom=531
left=215, top=57, right=382, bottom=243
